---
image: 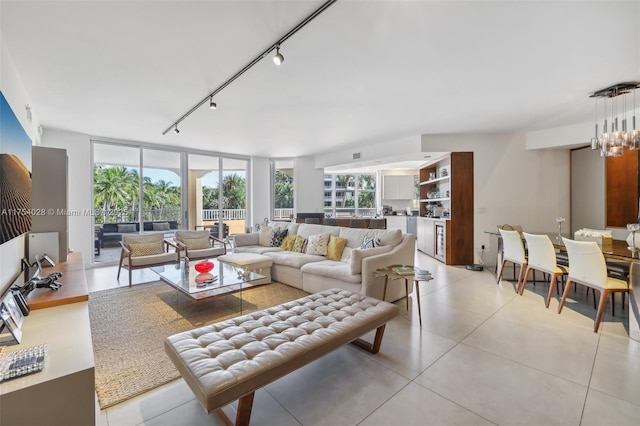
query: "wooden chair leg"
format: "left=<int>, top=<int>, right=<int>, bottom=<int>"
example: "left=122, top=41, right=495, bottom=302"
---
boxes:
left=545, top=274, right=558, bottom=309
left=558, top=280, right=573, bottom=313
left=519, top=267, right=533, bottom=295
left=497, top=260, right=507, bottom=284
left=594, top=289, right=609, bottom=333
left=516, top=262, right=526, bottom=293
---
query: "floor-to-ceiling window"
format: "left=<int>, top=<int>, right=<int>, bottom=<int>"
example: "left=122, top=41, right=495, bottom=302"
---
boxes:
left=323, top=173, right=377, bottom=217
left=93, top=141, right=249, bottom=265
left=188, top=154, right=248, bottom=239
left=271, top=160, right=294, bottom=220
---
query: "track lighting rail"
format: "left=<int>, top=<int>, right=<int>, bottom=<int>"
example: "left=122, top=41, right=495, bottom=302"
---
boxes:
left=162, top=0, right=338, bottom=135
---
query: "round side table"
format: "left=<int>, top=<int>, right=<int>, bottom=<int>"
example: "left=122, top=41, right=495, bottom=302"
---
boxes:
left=373, top=265, right=433, bottom=327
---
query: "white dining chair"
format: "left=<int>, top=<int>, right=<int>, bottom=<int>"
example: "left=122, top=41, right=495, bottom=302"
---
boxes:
left=558, top=238, right=629, bottom=333
left=497, top=229, right=527, bottom=290
left=521, top=233, right=569, bottom=308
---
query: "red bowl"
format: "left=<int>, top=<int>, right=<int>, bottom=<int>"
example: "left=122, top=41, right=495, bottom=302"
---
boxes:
left=194, top=261, right=214, bottom=273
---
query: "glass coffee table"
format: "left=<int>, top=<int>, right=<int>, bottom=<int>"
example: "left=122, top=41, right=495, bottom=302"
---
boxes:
left=152, top=258, right=266, bottom=303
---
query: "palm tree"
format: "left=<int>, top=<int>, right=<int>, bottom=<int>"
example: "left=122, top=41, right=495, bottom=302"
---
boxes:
left=221, top=173, right=246, bottom=209
left=274, top=170, right=293, bottom=209
left=94, top=165, right=138, bottom=223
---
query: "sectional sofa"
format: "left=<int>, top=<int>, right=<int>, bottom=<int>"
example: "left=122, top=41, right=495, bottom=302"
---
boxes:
left=232, top=222, right=416, bottom=302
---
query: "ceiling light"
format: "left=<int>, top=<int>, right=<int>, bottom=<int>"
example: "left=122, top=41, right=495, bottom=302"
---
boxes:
left=161, top=0, right=337, bottom=136
left=273, top=46, right=284, bottom=66
left=173, top=125, right=180, bottom=134
left=590, top=82, right=640, bottom=157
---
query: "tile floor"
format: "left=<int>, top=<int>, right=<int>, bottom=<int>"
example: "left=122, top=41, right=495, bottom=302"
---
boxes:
left=86, top=251, right=640, bottom=426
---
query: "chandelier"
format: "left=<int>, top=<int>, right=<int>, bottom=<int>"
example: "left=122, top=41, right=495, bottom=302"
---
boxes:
left=590, top=82, right=640, bottom=157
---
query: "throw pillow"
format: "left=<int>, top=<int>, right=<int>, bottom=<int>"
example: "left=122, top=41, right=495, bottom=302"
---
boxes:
left=128, top=241, right=164, bottom=257
left=152, top=222, right=170, bottom=231
left=117, top=224, right=137, bottom=233
left=280, top=234, right=297, bottom=251
left=361, top=236, right=381, bottom=249
left=306, top=233, right=330, bottom=256
left=182, top=237, right=210, bottom=250
left=271, top=228, right=288, bottom=247
left=326, top=236, right=347, bottom=261
left=292, top=235, right=307, bottom=253
left=259, top=226, right=273, bottom=247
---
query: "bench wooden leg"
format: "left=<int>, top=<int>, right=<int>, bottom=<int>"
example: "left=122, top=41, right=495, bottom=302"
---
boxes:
left=215, top=391, right=255, bottom=426
left=351, top=324, right=386, bottom=354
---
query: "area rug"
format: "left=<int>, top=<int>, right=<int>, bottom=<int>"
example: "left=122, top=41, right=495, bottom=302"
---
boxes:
left=88, top=281, right=308, bottom=409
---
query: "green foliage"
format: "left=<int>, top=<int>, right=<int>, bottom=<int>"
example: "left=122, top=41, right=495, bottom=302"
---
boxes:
left=274, top=170, right=293, bottom=208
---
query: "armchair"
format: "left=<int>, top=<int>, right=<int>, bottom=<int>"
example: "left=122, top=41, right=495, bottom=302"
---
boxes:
left=174, top=230, right=226, bottom=261
left=117, top=233, right=180, bottom=286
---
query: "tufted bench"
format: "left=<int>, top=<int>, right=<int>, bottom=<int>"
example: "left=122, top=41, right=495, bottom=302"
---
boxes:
left=164, top=288, right=398, bottom=425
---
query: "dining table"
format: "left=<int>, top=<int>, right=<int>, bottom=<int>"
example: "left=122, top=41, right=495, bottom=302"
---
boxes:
left=485, top=230, right=640, bottom=342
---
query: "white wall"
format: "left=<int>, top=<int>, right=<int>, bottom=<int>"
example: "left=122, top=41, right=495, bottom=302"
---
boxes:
left=40, top=129, right=93, bottom=264
left=0, top=41, right=41, bottom=292
left=250, top=157, right=271, bottom=227
left=421, top=133, right=571, bottom=264
left=294, top=156, right=325, bottom=214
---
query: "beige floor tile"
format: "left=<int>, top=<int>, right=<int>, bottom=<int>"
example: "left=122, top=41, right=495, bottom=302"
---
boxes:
left=354, top=316, right=458, bottom=380
left=412, top=299, right=489, bottom=341
left=414, top=344, right=587, bottom=425
left=360, top=382, right=495, bottom=426
left=265, top=346, right=409, bottom=426
left=589, top=345, right=640, bottom=406
left=581, top=389, right=640, bottom=426
left=462, top=317, right=598, bottom=385
left=105, top=379, right=195, bottom=426
left=140, top=399, right=224, bottom=426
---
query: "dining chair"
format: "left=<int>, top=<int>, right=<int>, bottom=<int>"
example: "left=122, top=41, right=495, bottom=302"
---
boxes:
left=348, top=218, right=366, bottom=228
left=497, top=229, right=527, bottom=290
left=323, top=217, right=337, bottom=226
left=496, top=224, right=524, bottom=278
left=520, top=233, right=569, bottom=308
left=558, top=238, right=629, bottom=333
left=368, top=218, right=386, bottom=229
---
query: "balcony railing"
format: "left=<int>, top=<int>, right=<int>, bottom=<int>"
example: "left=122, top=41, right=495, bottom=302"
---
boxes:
left=273, top=208, right=295, bottom=219
left=202, top=209, right=246, bottom=221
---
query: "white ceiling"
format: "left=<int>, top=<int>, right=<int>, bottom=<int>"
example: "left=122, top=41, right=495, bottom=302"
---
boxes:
left=1, top=1, right=639, bottom=162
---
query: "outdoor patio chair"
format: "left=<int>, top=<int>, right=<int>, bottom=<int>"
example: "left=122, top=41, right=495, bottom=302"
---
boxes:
left=117, top=233, right=180, bottom=286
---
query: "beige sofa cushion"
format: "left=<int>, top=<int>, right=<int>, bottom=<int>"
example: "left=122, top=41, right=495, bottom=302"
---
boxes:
left=296, top=223, right=341, bottom=239
left=234, top=246, right=283, bottom=255
left=338, top=228, right=402, bottom=248
left=265, top=251, right=325, bottom=269
left=301, top=260, right=361, bottom=283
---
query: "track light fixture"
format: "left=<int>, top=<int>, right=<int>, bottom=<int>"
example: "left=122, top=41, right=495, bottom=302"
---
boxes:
left=161, top=0, right=337, bottom=136
left=173, top=125, right=179, bottom=134
left=273, top=45, right=284, bottom=65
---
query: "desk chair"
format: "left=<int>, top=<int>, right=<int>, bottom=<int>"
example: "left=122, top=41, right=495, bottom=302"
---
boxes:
left=558, top=238, right=629, bottom=332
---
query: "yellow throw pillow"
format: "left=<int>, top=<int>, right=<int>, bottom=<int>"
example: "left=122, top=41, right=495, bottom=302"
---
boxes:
left=292, top=235, right=307, bottom=253
left=280, top=234, right=297, bottom=251
left=182, top=237, right=210, bottom=250
left=326, top=236, right=347, bottom=261
left=128, top=241, right=164, bottom=257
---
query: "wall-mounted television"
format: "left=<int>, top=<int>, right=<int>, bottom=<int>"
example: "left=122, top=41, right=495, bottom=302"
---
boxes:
left=0, top=91, right=33, bottom=245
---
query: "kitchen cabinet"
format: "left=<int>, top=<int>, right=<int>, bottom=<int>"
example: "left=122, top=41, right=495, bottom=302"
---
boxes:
left=382, top=175, right=415, bottom=200
left=418, top=153, right=473, bottom=265
left=385, top=215, right=407, bottom=233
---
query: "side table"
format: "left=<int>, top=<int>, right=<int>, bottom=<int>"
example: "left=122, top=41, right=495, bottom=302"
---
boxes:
left=374, top=265, right=433, bottom=327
